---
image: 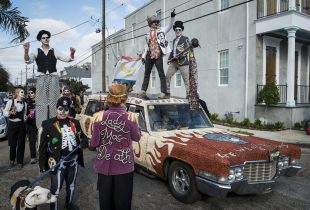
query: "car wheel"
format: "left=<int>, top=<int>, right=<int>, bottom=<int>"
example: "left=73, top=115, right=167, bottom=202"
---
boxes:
left=168, top=160, right=201, bottom=203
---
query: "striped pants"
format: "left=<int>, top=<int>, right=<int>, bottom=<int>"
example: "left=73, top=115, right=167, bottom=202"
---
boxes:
left=36, top=74, right=59, bottom=128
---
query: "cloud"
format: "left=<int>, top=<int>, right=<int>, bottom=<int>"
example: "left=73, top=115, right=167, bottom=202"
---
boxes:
left=81, top=5, right=100, bottom=18
left=109, top=11, right=118, bottom=21
left=0, top=18, right=97, bottom=83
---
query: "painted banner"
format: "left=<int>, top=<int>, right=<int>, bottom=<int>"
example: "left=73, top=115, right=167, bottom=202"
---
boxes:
left=113, top=56, right=143, bottom=86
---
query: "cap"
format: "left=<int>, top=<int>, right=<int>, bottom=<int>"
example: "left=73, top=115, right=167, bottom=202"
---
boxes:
left=56, top=96, right=71, bottom=108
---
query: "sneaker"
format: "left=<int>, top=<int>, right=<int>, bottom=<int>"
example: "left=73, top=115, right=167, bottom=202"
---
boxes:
left=30, top=158, right=37, bottom=164
left=16, top=164, right=23, bottom=169
left=10, top=161, right=15, bottom=167
left=159, top=92, right=169, bottom=99
left=64, top=203, right=79, bottom=210
left=138, top=90, right=146, bottom=97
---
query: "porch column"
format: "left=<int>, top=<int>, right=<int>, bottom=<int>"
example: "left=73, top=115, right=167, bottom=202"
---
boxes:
left=285, top=26, right=299, bottom=107
left=289, top=0, right=296, bottom=10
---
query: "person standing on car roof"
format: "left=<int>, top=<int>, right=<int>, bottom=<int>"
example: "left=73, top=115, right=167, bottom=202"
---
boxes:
left=3, top=88, right=27, bottom=169
left=26, top=87, right=38, bottom=164
left=90, top=83, right=141, bottom=210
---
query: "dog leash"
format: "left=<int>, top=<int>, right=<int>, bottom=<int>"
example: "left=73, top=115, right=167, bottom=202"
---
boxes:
left=27, top=146, right=81, bottom=188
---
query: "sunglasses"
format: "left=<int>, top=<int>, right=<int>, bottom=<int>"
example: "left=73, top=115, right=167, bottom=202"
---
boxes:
left=41, top=36, right=50, bottom=40
left=175, top=29, right=182, bottom=32
left=57, top=107, right=69, bottom=112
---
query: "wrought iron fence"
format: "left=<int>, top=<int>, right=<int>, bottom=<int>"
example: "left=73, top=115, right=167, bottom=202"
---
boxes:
left=296, top=85, right=310, bottom=104
left=256, top=84, right=287, bottom=104
left=257, top=84, right=310, bottom=104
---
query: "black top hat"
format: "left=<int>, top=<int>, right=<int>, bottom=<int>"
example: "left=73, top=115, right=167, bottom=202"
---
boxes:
left=173, top=21, right=184, bottom=31
left=56, top=96, right=71, bottom=108
left=36, top=30, right=51, bottom=41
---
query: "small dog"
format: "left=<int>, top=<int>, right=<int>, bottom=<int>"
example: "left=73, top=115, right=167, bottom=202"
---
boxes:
left=10, top=180, right=57, bottom=210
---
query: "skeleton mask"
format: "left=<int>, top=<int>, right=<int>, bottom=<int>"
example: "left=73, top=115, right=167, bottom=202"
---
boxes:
left=174, top=27, right=183, bottom=37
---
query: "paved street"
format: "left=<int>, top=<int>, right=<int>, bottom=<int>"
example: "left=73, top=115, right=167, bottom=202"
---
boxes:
left=0, top=138, right=310, bottom=210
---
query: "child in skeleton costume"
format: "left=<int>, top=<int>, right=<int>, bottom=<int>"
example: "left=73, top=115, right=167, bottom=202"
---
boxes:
left=26, top=87, right=38, bottom=164
left=23, top=30, right=76, bottom=129
left=166, top=20, right=191, bottom=98
left=139, top=9, right=176, bottom=99
left=39, top=96, right=88, bottom=210
left=90, top=83, right=141, bottom=210
left=4, top=88, right=27, bottom=169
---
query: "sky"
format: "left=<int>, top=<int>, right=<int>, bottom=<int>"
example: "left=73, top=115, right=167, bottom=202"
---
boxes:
left=0, top=0, right=148, bottom=85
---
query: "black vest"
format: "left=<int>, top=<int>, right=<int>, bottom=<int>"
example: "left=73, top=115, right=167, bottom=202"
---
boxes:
left=35, top=48, right=57, bottom=74
left=9, top=99, right=25, bottom=121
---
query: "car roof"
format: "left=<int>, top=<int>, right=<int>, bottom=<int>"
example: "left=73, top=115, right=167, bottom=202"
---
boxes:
left=87, top=93, right=189, bottom=106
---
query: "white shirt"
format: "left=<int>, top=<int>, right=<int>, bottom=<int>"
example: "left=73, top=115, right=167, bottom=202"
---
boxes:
left=4, top=99, right=27, bottom=122
left=25, top=46, right=74, bottom=76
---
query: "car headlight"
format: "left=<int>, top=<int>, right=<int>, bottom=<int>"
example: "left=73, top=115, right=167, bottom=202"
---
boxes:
left=290, top=159, right=299, bottom=165
left=0, top=117, right=6, bottom=125
left=228, top=167, right=244, bottom=182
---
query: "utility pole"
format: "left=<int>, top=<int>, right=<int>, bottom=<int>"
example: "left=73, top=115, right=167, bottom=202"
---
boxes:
left=32, top=65, right=35, bottom=83
left=102, top=0, right=106, bottom=92
left=25, top=65, right=30, bottom=90
left=20, top=69, right=23, bottom=86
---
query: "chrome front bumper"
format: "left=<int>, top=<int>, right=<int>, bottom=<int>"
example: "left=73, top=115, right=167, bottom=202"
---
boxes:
left=196, top=165, right=302, bottom=198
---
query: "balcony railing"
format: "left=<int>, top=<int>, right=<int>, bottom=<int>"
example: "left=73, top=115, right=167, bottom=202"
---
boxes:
left=257, top=84, right=310, bottom=104
left=257, top=0, right=310, bottom=19
left=257, top=84, right=287, bottom=104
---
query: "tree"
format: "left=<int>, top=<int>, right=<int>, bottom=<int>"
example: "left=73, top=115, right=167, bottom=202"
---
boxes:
left=60, top=78, right=89, bottom=94
left=0, top=0, right=29, bottom=43
left=0, top=64, right=10, bottom=91
left=257, top=81, right=280, bottom=106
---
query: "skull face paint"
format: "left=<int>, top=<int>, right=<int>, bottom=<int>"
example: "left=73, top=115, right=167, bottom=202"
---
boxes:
left=40, top=34, right=50, bottom=45
left=56, top=106, right=69, bottom=119
left=19, top=90, right=25, bottom=99
left=174, top=27, right=183, bottom=37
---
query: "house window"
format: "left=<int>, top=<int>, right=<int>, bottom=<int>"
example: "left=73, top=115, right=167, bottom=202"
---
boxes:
left=219, top=50, right=229, bottom=85
left=156, top=9, right=161, bottom=26
left=151, top=69, right=156, bottom=88
left=220, top=0, right=229, bottom=10
left=175, top=71, right=182, bottom=87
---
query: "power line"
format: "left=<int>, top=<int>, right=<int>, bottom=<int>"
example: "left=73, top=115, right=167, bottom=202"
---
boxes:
left=0, top=19, right=91, bottom=50
left=64, top=0, right=255, bottom=66
left=107, top=0, right=254, bottom=46
left=105, top=0, right=213, bottom=42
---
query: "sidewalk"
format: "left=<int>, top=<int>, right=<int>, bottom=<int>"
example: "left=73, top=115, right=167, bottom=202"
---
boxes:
left=214, top=124, right=310, bottom=146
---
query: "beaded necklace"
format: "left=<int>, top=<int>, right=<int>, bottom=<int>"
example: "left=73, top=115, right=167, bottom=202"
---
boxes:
left=54, top=120, right=76, bottom=134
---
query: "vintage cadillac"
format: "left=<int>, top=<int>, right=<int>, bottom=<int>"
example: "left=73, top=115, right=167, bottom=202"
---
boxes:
left=76, top=94, right=302, bottom=203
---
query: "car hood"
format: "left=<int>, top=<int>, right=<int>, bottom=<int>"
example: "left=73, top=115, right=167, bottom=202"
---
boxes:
left=151, top=127, right=301, bottom=165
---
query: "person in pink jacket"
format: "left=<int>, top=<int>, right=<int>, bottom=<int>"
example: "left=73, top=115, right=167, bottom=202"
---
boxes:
left=90, top=83, right=141, bottom=210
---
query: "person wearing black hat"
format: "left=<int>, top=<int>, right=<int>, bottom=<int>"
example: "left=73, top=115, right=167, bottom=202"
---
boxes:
left=139, top=9, right=176, bottom=99
left=26, top=87, right=37, bottom=164
left=166, top=20, right=191, bottom=98
left=39, top=96, right=88, bottom=210
left=23, top=30, right=76, bottom=129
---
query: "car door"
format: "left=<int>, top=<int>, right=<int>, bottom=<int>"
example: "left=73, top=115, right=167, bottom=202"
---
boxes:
left=126, top=104, right=149, bottom=167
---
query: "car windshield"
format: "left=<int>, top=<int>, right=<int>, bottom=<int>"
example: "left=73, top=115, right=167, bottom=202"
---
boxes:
left=147, top=104, right=212, bottom=131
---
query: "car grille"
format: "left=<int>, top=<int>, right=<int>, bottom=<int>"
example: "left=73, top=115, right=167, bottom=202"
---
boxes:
left=243, top=161, right=277, bottom=182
